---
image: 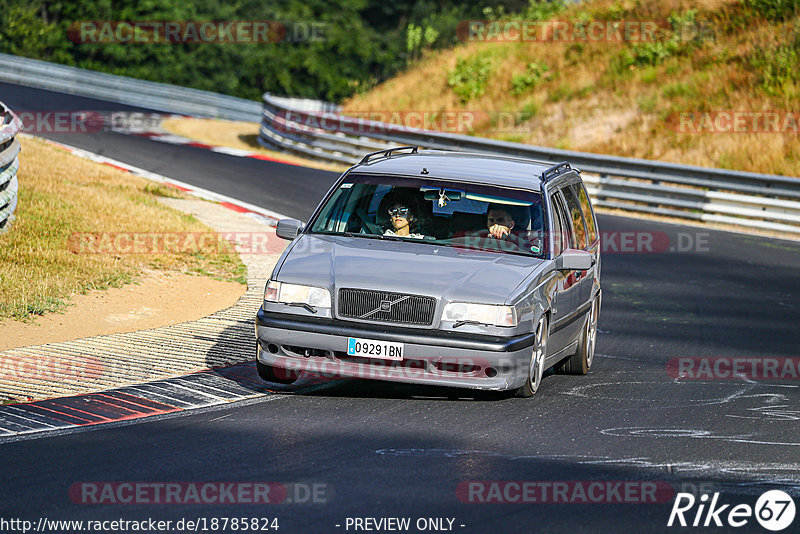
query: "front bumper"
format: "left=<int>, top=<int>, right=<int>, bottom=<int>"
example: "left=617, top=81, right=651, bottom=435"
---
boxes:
left=255, top=309, right=536, bottom=391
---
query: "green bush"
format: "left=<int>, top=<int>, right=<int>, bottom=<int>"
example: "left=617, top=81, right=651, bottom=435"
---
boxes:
left=406, top=23, right=440, bottom=61
left=621, top=40, right=680, bottom=67
left=615, top=10, right=707, bottom=69
left=524, top=0, right=566, bottom=21
left=510, top=61, right=549, bottom=95
left=447, top=54, right=493, bottom=103
left=751, top=37, right=800, bottom=95
left=741, top=0, right=799, bottom=21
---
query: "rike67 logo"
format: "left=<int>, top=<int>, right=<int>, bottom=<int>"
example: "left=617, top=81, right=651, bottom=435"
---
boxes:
left=668, top=490, right=796, bottom=531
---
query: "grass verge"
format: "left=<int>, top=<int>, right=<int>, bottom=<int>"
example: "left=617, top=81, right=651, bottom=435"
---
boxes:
left=0, top=136, right=247, bottom=321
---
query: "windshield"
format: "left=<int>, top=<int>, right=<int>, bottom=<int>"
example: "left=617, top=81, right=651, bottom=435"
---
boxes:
left=308, top=174, right=547, bottom=258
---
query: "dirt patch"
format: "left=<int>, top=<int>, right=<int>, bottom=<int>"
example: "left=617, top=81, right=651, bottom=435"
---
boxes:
left=566, top=108, right=638, bottom=148
left=0, top=269, right=245, bottom=351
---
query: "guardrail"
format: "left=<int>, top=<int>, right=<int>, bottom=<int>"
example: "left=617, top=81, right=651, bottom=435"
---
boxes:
left=0, top=101, right=22, bottom=234
left=0, top=53, right=796, bottom=235
left=259, top=93, right=800, bottom=235
left=0, top=53, right=261, bottom=122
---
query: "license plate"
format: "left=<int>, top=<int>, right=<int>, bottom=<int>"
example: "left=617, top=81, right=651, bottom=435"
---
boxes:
left=347, top=337, right=404, bottom=361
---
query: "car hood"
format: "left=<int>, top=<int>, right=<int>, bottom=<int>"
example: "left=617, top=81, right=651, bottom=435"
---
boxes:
left=276, top=234, right=544, bottom=303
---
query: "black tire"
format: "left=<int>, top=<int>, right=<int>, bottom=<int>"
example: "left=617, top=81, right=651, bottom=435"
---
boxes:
left=256, top=346, right=299, bottom=384
left=516, top=316, right=548, bottom=398
left=556, top=296, right=598, bottom=375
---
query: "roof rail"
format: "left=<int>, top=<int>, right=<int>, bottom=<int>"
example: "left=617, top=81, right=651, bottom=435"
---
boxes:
left=359, top=146, right=419, bottom=165
left=541, top=161, right=572, bottom=182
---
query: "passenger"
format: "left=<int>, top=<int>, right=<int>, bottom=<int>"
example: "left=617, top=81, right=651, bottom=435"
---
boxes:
left=384, top=196, right=425, bottom=239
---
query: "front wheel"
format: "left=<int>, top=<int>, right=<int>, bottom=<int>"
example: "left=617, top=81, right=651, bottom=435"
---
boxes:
left=516, top=316, right=548, bottom=398
left=556, top=296, right=598, bottom=375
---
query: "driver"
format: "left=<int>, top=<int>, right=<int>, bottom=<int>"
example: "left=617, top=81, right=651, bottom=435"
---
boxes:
left=486, top=204, right=516, bottom=239
left=482, top=204, right=537, bottom=253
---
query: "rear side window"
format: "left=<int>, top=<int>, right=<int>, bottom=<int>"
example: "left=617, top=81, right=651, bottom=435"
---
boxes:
left=561, top=186, right=587, bottom=249
left=574, top=184, right=598, bottom=244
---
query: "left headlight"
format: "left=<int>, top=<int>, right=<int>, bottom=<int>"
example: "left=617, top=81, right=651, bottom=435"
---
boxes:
left=264, top=280, right=331, bottom=308
left=442, top=302, right=517, bottom=327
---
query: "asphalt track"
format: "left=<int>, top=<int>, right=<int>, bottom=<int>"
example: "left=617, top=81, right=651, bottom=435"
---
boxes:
left=2, top=82, right=800, bottom=533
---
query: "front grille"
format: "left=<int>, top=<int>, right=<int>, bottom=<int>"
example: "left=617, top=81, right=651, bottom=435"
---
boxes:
left=338, top=288, right=436, bottom=326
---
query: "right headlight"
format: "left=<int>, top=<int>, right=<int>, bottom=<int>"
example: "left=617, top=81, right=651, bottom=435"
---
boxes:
left=442, top=302, right=517, bottom=327
left=264, top=280, right=331, bottom=308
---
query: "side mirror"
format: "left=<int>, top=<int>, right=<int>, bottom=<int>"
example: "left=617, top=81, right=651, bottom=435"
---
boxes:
left=557, top=248, right=593, bottom=270
left=276, top=219, right=305, bottom=240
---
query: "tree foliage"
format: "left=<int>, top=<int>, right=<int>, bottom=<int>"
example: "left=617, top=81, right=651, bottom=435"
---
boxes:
left=0, top=0, right=524, bottom=102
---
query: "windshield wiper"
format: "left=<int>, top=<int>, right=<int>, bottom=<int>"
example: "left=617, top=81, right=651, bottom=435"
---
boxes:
left=285, top=302, right=317, bottom=313
left=452, top=320, right=490, bottom=329
left=442, top=242, right=537, bottom=258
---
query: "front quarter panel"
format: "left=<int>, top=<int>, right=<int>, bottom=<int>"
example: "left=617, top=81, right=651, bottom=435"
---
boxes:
left=268, top=233, right=304, bottom=283
left=509, top=263, right=558, bottom=336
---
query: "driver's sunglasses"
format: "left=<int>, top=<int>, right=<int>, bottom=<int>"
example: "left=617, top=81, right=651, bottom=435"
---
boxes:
left=388, top=206, right=410, bottom=217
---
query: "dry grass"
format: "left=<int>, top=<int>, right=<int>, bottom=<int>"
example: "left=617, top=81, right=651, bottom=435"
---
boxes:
left=0, top=136, right=246, bottom=320
left=160, top=117, right=347, bottom=173
left=343, top=0, right=800, bottom=176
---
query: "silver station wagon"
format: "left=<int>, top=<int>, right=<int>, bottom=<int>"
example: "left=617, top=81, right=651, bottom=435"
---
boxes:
left=255, top=147, right=601, bottom=396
